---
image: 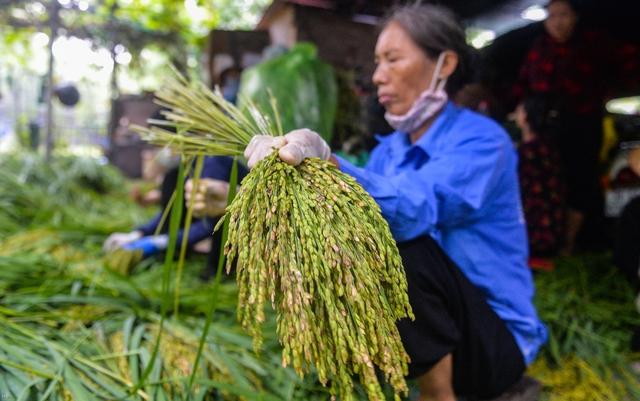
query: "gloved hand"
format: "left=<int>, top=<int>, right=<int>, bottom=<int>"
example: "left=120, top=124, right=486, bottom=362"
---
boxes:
left=244, top=129, right=331, bottom=168
left=103, top=231, right=143, bottom=252
left=185, top=178, right=230, bottom=218
left=123, top=235, right=169, bottom=258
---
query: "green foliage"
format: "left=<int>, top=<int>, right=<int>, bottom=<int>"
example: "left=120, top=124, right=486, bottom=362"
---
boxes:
left=214, top=0, right=272, bottom=30
left=0, top=151, right=329, bottom=400
left=535, top=255, right=640, bottom=365
left=0, top=26, right=37, bottom=70
left=0, top=0, right=271, bottom=70
left=332, top=68, right=365, bottom=150
left=531, top=255, right=640, bottom=399
left=0, top=152, right=144, bottom=237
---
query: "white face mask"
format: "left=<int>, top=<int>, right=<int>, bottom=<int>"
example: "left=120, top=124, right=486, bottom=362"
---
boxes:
left=384, top=52, right=449, bottom=134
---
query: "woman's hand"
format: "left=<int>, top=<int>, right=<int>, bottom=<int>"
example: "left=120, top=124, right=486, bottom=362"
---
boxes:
left=184, top=178, right=230, bottom=218
left=103, top=231, right=143, bottom=252
left=244, top=129, right=331, bottom=168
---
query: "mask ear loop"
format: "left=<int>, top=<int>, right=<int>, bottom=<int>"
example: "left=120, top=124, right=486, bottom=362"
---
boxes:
left=436, top=76, right=448, bottom=93
left=429, top=52, right=448, bottom=93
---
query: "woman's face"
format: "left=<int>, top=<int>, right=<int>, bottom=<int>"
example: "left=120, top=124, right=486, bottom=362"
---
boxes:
left=545, top=1, right=577, bottom=43
left=373, top=22, right=436, bottom=115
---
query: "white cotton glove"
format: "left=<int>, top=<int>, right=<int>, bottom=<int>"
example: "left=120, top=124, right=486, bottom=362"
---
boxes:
left=185, top=178, right=230, bottom=218
left=123, top=235, right=169, bottom=257
left=103, top=230, right=143, bottom=252
left=244, top=129, right=331, bottom=169
left=244, top=135, right=287, bottom=169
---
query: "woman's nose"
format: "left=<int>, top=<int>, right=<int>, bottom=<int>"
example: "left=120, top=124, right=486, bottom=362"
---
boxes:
left=372, top=64, right=387, bottom=86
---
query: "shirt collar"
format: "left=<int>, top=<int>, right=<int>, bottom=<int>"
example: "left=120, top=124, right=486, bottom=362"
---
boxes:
left=375, top=101, right=458, bottom=158
left=413, top=101, right=458, bottom=153
left=374, top=130, right=407, bottom=157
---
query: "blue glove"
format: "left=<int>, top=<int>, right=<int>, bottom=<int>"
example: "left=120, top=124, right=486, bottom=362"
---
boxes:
left=123, top=235, right=168, bottom=258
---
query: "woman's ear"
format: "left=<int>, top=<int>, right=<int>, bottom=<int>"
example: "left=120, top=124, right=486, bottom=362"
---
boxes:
left=440, top=50, right=459, bottom=80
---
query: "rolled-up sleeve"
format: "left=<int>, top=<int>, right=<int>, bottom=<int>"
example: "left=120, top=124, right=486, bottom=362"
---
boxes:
left=176, top=219, right=214, bottom=246
left=335, top=134, right=509, bottom=242
left=336, top=154, right=401, bottom=225
left=136, top=213, right=162, bottom=236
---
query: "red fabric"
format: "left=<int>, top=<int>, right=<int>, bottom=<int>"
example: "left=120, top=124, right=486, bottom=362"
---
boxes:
left=513, top=31, right=640, bottom=112
left=519, top=137, right=566, bottom=257
left=528, top=257, right=555, bottom=272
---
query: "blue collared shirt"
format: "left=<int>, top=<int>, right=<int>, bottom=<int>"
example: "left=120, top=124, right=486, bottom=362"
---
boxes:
left=335, top=102, right=547, bottom=364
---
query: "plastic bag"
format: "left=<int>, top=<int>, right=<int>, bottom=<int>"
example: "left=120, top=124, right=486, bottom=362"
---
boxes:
left=238, top=43, right=337, bottom=142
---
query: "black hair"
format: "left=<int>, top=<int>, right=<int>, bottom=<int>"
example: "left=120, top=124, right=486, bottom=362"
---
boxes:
left=218, top=66, right=242, bottom=85
left=546, top=0, right=579, bottom=13
left=379, top=3, right=472, bottom=97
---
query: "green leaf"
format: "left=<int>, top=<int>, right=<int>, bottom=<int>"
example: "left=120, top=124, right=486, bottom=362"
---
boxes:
left=174, top=155, right=205, bottom=318
left=62, top=366, right=96, bottom=401
left=186, top=158, right=239, bottom=399
left=135, top=159, right=186, bottom=391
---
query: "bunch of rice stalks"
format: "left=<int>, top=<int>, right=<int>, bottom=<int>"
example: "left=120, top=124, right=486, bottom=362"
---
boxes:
left=0, top=245, right=304, bottom=401
left=223, top=154, right=412, bottom=400
left=531, top=255, right=640, bottom=400
left=0, top=153, right=147, bottom=237
left=0, top=153, right=326, bottom=401
left=0, top=308, right=288, bottom=401
left=136, top=71, right=414, bottom=400
left=529, top=355, right=632, bottom=401
left=104, top=248, right=144, bottom=275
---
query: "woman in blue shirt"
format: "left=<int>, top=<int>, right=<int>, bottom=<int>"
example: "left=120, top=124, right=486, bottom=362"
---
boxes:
left=196, top=4, right=546, bottom=400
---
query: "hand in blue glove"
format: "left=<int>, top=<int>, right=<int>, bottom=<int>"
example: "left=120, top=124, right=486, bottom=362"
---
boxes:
left=123, top=235, right=168, bottom=258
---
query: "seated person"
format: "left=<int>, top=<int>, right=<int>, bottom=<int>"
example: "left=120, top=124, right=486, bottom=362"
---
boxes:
left=103, top=156, right=247, bottom=259
left=130, top=147, right=178, bottom=207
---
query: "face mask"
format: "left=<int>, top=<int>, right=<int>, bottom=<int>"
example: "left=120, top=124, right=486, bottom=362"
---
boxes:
left=384, top=52, right=449, bottom=134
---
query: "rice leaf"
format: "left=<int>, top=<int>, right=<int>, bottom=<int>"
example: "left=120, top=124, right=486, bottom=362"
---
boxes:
left=186, top=158, right=239, bottom=399
left=174, top=155, right=205, bottom=318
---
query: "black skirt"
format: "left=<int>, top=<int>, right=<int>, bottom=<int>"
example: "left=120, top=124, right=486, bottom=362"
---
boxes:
left=396, top=235, right=525, bottom=399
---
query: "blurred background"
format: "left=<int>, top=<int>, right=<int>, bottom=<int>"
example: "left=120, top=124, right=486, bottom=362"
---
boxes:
left=1, top=0, right=637, bottom=171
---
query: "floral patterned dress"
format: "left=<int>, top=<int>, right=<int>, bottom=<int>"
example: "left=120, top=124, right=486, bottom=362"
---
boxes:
left=518, top=136, right=566, bottom=257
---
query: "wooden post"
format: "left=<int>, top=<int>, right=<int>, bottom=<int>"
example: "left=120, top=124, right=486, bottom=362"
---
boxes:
left=44, top=0, right=60, bottom=161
